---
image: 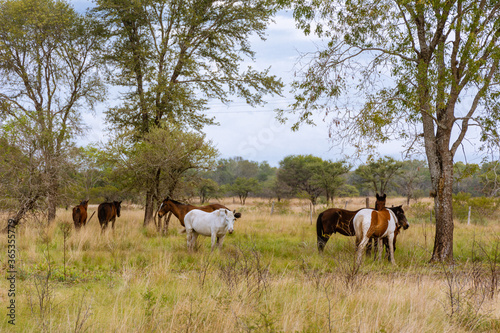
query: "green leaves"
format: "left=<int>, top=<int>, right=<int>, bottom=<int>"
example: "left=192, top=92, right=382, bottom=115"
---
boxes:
left=94, top=0, right=283, bottom=133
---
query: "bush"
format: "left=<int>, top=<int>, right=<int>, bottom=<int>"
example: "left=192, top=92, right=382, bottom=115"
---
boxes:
left=406, top=201, right=433, bottom=223
left=452, top=192, right=499, bottom=224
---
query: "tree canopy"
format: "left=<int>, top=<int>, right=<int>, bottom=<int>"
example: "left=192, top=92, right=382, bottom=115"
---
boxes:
left=0, top=0, right=106, bottom=223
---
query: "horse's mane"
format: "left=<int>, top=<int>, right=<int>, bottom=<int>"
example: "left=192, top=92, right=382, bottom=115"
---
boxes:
left=166, top=197, right=187, bottom=206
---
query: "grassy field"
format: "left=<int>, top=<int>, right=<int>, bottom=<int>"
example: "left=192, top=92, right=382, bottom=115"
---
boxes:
left=1, top=197, right=499, bottom=332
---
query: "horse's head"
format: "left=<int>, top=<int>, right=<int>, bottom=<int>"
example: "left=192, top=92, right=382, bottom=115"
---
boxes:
left=375, top=193, right=386, bottom=210
left=80, top=199, right=89, bottom=208
left=391, top=205, right=409, bottom=230
left=114, top=201, right=122, bottom=217
left=221, top=209, right=235, bottom=234
left=157, top=198, right=171, bottom=218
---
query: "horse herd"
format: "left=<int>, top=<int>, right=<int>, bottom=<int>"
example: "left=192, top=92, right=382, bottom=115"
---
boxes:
left=72, top=194, right=409, bottom=266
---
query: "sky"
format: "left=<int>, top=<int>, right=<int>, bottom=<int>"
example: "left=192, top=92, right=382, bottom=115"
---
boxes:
left=72, top=1, right=486, bottom=167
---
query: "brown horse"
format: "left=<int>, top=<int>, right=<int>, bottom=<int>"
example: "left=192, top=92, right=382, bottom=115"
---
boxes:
left=316, top=207, right=359, bottom=252
left=98, top=201, right=122, bottom=232
left=375, top=193, right=386, bottom=210
left=368, top=193, right=387, bottom=256
left=157, top=197, right=241, bottom=227
left=72, top=199, right=89, bottom=230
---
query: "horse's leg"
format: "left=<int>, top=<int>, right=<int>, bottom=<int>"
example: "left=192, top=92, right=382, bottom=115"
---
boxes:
left=186, top=230, right=193, bottom=251
left=356, top=236, right=370, bottom=267
left=217, top=235, right=226, bottom=249
left=192, top=233, right=199, bottom=251
left=388, top=233, right=396, bottom=265
left=111, top=217, right=116, bottom=230
left=377, top=237, right=383, bottom=262
left=211, top=233, right=217, bottom=252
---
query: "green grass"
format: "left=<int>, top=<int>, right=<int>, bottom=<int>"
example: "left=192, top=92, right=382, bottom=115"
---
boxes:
left=1, top=201, right=499, bottom=332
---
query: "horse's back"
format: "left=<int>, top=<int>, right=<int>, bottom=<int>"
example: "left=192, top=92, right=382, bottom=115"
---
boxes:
left=321, top=208, right=357, bottom=236
left=370, top=209, right=392, bottom=237
left=354, top=208, right=395, bottom=238
left=72, top=206, right=81, bottom=224
left=185, top=209, right=215, bottom=235
left=353, top=209, right=373, bottom=235
left=98, top=203, right=114, bottom=222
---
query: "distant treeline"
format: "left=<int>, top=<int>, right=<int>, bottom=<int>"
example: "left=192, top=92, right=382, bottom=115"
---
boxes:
left=6, top=148, right=494, bottom=209
left=198, top=156, right=500, bottom=205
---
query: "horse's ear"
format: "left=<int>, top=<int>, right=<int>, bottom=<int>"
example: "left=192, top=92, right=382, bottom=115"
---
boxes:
left=234, top=212, right=242, bottom=219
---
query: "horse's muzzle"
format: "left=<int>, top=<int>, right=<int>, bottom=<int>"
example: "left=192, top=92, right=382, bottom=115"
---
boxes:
left=403, top=223, right=409, bottom=230
left=228, top=229, right=233, bottom=234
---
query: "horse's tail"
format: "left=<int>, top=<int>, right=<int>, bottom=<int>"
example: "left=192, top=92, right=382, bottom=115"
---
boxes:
left=316, top=212, right=329, bottom=253
left=97, top=204, right=106, bottom=224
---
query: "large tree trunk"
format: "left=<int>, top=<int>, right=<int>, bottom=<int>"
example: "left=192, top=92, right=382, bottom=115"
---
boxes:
left=431, top=174, right=454, bottom=262
left=424, top=116, right=455, bottom=262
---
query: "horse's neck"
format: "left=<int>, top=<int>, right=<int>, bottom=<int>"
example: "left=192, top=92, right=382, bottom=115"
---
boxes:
left=167, top=204, right=184, bottom=219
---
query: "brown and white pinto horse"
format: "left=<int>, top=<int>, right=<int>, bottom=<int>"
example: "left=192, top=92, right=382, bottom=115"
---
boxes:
left=157, top=197, right=241, bottom=227
left=353, top=205, right=409, bottom=266
left=98, top=201, right=122, bottom=232
left=72, top=199, right=89, bottom=230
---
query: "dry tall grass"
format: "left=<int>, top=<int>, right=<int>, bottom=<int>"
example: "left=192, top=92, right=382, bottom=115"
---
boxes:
left=1, top=198, right=499, bottom=332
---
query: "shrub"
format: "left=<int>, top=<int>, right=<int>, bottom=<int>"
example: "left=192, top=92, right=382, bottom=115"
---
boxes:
left=452, top=192, right=499, bottom=224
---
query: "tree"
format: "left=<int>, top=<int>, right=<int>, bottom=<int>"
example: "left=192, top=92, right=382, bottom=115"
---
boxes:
left=395, top=159, right=429, bottom=205
left=354, top=156, right=403, bottom=195
left=0, top=0, right=105, bottom=222
left=93, top=0, right=283, bottom=224
left=277, top=155, right=324, bottom=206
left=453, top=161, right=480, bottom=194
left=109, top=125, right=218, bottom=226
left=479, top=161, right=500, bottom=197
left=312, top=159, right=351, bottom=204
left=230, top=177, right=261, bottom=205
left=197, top=178, right=220, bottom=204
left=281, top=0, right=500, bottom=262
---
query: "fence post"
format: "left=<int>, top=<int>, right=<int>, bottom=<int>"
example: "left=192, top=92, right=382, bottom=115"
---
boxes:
left=310, top=203, right=313, bottom=225
left=467, top=206, right=471, bottom=225
left=365, top=197, right=369, bottom=208
left=344, top=201, right=348, bottom=209
left=271, top=201, right=274, bottom=215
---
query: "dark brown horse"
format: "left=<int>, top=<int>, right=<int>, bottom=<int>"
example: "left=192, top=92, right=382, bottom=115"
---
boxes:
left=157, top=197, right=241, bottom=227
left=72, top=199, right=89, bottom=230
left=98, top=201, right=122, bottom=232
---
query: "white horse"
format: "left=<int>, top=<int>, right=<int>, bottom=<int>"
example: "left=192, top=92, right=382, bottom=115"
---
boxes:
left=184, top=208, right=236, bottom=251
left=353, top=208, right=401, bottom=266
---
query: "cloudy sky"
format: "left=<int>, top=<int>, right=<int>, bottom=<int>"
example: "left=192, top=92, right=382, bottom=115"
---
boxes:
left=73, top=1, right=484, bottom=167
